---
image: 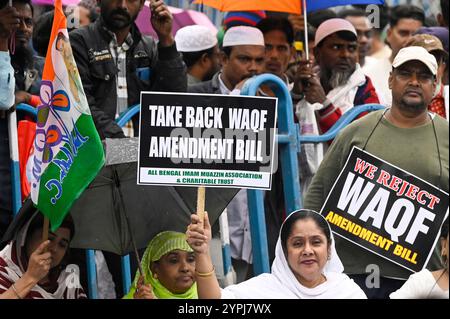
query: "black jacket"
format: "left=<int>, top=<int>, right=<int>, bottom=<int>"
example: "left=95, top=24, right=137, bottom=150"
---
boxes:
left=70, top=19, right=187, bottom=138
left=11, top=54, right=44, bottom=95
left=188, top=72, right=221, bottom=94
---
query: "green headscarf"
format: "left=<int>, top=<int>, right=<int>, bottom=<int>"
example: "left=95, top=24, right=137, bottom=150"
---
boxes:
left=123, top=231, right=198, bottom=299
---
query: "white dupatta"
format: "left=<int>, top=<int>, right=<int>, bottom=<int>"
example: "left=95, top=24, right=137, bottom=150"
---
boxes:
left=221, top=210, right=367, bottom=299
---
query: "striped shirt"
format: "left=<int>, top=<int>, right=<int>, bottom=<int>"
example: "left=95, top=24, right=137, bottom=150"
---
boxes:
left=107, top=30, right=134, bottom=137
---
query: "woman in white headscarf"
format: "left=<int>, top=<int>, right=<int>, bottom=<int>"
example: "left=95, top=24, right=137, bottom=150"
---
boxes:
left=186, top=209, right=366, bottom=299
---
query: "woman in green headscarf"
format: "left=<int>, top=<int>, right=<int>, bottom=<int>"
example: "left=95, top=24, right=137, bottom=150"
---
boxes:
left=123, top=231, right=198, bottom=299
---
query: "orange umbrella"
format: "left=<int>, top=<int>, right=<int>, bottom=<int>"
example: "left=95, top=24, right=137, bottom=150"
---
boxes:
left=195, top=0, right=309, bottom=57
left=194, top=0, right=385, bottom=60
left=193, top=0, right=302, bottom=14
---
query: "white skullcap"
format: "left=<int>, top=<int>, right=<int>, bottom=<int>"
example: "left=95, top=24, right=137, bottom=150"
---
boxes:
left=315, top=18, right=357, bottom=46
left=175, top=25, right=218, bottom=52
left=393, top=46, right=438, bottom=75
left=222, top=26, right=265, bottom=48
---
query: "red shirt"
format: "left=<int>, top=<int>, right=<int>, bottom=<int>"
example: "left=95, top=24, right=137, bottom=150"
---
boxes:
left=428, top=86, right=447, bottom=119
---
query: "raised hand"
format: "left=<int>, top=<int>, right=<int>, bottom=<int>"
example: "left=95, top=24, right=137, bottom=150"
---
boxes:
left=287, top=14, right=304, bottom=34
left=134, top=276, right=156, bottom=299
left=15, top=91, right=31, bottom=105
left=24, top=240, right=52, bottom=284
left=150, top=0, right=174, bottom=47
left=293, top=59, right=327, bottom=104
left=186, top=212, right=211, bottom=255
left=0, top=6, right=20, bottom=39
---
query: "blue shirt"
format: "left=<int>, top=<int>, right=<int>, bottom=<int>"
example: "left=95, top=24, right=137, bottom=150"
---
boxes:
left=0, top=51, right=15, bottom=110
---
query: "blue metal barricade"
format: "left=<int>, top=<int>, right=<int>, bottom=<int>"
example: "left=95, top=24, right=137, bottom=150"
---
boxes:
left=86, top=249, right=98, bottom=299
left=298, top=104, right=385, bottom=144
left=116, top=104, right=140, bottom=128
left=16, top=103, right=37, bottom=118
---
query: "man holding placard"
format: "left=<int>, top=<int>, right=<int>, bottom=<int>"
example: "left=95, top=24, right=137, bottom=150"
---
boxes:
left=305, top=46, right=449, bottom=299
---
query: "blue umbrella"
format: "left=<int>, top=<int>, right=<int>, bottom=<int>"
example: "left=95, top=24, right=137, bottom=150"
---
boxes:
left=307, top=0, right=385, bottom=12
left=302, top=0, right=385, bottom=60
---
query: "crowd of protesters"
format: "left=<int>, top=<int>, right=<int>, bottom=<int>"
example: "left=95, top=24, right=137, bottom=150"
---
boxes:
left=0, top=0, right=448, bottom=299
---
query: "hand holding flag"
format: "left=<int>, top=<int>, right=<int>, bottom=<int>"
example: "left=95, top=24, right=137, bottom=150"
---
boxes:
left=30, top=0, right=104, bottom=231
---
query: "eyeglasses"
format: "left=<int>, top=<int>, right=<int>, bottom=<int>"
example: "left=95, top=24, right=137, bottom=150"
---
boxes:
left=394, top=69, right=435, bottom=83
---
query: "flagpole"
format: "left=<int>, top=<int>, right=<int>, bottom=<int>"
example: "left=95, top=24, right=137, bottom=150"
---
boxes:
left=303, top=0, right=309, bottom=61
left=42, top=217, right=49, bottom=241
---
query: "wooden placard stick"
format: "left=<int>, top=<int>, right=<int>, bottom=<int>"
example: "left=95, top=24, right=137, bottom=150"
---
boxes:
left=197, top=186, right=206, bottom=223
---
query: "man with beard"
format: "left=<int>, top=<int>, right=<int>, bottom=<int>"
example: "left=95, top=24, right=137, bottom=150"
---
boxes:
left=304, top=46, right=449, bottom=298
left=175, top=25, right=220, bottom=86
left=9, top=0, right=43, bottom=107
left=293, top=18, right=379, bottom=135
left=70, top=0, right=186, bottom=139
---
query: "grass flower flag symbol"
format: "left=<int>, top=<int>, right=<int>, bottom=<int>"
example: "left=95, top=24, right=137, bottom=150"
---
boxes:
left=30, top=0, right=105, bottom=231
